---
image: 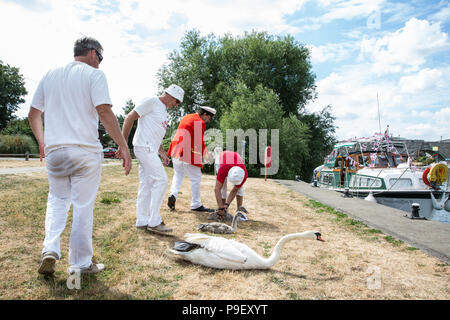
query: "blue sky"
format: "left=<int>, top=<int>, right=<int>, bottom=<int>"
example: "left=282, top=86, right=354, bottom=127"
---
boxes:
left=1, top=0, right=449, bottom=141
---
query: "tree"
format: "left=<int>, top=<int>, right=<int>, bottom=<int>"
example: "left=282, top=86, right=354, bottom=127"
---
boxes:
left=158, top=30, right=336, bottom=180
left=220, top=83, right=311, bottom=179
left=0, top=60, right=27, bottom=130
left=116, top=99, right=137, bottom=149
left=158, top=30, right=316, bottom=120
left=297, top=105, right=337, bottom=180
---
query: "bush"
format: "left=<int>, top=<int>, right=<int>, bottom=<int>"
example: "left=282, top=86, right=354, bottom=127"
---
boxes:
left=0, top=134, right=38, bottom=154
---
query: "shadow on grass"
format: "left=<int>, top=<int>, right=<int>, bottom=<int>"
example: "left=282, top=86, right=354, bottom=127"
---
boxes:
left=37, top=273, right=136, bottom=299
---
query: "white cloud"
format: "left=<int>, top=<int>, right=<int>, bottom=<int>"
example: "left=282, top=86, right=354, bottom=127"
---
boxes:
left=0, top=0, right=309, bottom=118
left=359, top=18, right=450, bottom=75
left=307, top=61, right=450, bottom=141
left=429, top=3, right=450, bottom=23
left=308, top=42, right=356, bottom=63
left=319, top=0, right=385, bottom=23
left=399, top=68, right=443, bottom=93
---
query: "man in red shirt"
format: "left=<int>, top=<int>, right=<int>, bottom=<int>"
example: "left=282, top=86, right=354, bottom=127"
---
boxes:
left=213, top=150, right=248, bottom=221
left=167, top=106, right=216, bottom=212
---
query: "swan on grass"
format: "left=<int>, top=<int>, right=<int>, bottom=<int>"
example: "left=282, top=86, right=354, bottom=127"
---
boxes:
left=169, top=230, right=325, bottom=270
left=197, top=211, right=247, bottom=234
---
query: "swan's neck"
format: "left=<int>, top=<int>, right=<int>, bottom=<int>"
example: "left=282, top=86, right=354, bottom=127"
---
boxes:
left=262, top=232, right=313, bottom=268
left=231, top=214, right=240, bottom=231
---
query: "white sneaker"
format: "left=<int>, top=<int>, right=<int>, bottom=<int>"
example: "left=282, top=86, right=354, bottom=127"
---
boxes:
left=68, top=263, right=105, bottom=275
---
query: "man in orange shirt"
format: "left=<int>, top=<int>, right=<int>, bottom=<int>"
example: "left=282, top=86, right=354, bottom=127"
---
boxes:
left=167, top=106, right=216, bottom=212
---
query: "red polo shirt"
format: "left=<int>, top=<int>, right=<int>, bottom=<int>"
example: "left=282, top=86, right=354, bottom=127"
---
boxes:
left=216, top=151, right=248, bottom=188
left=168, top=113, right=206, bottom=168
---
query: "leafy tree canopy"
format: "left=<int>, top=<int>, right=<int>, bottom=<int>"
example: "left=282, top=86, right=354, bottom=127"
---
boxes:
left=158, top=29, right=316, bottom=122
left=0, top=60, right=27, bottom=130
left=158, top=29, right=336, bottom=180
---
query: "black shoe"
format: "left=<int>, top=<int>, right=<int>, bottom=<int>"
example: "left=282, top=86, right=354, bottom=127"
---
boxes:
left=191, top=205, right=214, bottom=212
left=168, top=195, right=176, bottom=210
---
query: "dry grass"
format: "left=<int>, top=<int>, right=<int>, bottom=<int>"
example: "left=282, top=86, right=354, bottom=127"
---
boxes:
left=0, top=160, right=448, bottom=300
left=0, top=159, right=46, bottom=168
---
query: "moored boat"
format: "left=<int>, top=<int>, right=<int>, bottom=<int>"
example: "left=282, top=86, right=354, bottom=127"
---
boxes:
left=312, top=132, right=450, bottom=221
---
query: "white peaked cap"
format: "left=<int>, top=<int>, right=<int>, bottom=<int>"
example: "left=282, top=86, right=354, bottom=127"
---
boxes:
left=164, top=84, right=184, bottom=102
left=228, top=166, right=245, bottom=185
left=200, top=106, right=216, bottom=115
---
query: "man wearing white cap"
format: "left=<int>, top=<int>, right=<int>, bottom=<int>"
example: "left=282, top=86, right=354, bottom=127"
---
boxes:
left=120, top=84, right=184, bottom=234
left=213, top=150, right=248, bottom=221
left=167, top=106, right=216, bottom=212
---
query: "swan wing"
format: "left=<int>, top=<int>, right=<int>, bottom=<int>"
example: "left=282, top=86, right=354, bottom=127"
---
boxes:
left=184, top=233, right=216, bottom=244
left=209, top=247, right=247, bottom=264
left=184, top=233, right=247, bottom=264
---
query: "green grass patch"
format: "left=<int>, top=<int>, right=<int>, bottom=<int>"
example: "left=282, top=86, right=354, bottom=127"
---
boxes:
left=384, top=235, right=404, bottom=247
left=100, top=192, right=121, bottom=204
left=259, top=241, right=272, bottom=257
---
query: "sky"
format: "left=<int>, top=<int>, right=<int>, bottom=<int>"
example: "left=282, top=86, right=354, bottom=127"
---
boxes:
left=1, top=0, right=449, bottom=142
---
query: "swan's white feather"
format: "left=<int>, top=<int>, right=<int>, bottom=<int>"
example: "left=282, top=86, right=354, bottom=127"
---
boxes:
left=170, top=231, right=322, bottom=270
left=183, top=233, right=247, bottom=263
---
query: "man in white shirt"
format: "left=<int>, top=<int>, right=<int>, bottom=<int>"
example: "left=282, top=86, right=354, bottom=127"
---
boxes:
left=120, top=84, right=184, bottom=234
left=29, top=37, right=132, bottom=276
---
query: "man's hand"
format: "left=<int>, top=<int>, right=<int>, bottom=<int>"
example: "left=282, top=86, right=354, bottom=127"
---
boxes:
left=160, top=153, right=170, bottom=166
left=115, top=146, right=132, bottom=175
left=203, top=150, right=213, bottom=164
left=38, top=143, right=45, bottom=162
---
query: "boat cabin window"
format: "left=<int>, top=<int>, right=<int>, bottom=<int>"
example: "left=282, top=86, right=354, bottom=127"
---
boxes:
left=389, top=178, right=412, bottom=189
left=351, top=176, right=382, bottom=188
left=334, top=157, right=343, bottom=168
left=387, top=155, right=395, bottom=167
left=394, top=155, right=406, bottom=166
left=358, top=155, right=368, bottom=167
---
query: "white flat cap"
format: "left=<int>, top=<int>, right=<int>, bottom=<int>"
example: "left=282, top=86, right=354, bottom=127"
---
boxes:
left=200, top=106, right=216, bottom=115
left=165, top=84, right=184, bottom=102
left=228, top=166, right=245, bottom=185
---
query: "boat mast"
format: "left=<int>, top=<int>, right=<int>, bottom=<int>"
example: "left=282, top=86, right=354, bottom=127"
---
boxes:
left=377, top=93, right=381, bottom=134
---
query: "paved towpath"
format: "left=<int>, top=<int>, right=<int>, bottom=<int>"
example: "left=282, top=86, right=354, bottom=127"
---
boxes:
left=276, top=179, right=450, bottom=264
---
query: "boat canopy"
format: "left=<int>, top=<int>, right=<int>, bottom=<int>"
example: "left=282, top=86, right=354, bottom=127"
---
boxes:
left=334, top=142, right=357, bottom=149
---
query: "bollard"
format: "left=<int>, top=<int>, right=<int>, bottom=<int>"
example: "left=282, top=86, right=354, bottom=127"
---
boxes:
left=411, top=203, right=420, bottom=218
left=25, top=151, right=30, bottom=161
left=405, top=203, right=426, bottom=220
left=342, top=187, right=353, bottom=198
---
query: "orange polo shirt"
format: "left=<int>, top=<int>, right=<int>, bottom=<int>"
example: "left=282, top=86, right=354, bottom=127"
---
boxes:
left=168, top=113, right=206, bottom=168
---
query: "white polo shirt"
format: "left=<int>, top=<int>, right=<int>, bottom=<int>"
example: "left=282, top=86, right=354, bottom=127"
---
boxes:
left=132, top=97, right=168, bottom=152
left=31, top=61, right=112, bottom=154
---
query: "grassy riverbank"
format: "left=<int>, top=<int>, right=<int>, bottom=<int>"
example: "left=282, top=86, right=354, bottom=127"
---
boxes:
left=0, top=160, right=448, bottom=299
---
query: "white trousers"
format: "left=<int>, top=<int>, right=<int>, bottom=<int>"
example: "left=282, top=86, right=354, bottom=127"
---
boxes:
left=43, top=147, right=102, bottom=271
left=169, top=158, right=202, bottom=209
left=134, top=147, right=168, bottom=227
left=220, top=178, right=244, bottom=199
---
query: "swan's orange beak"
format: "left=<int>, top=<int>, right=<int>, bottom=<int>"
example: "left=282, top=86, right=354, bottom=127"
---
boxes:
left=317, top=235, right=325, bottom=242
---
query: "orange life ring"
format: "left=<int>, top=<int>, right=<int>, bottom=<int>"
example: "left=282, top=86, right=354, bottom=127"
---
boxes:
left=422, top=167, right=431, bottom=186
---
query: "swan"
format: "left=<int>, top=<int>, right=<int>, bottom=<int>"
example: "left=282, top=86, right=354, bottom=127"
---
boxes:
left=197, top=211, right=247, bottom=234
left=169, top=230, right=325, bottom=270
